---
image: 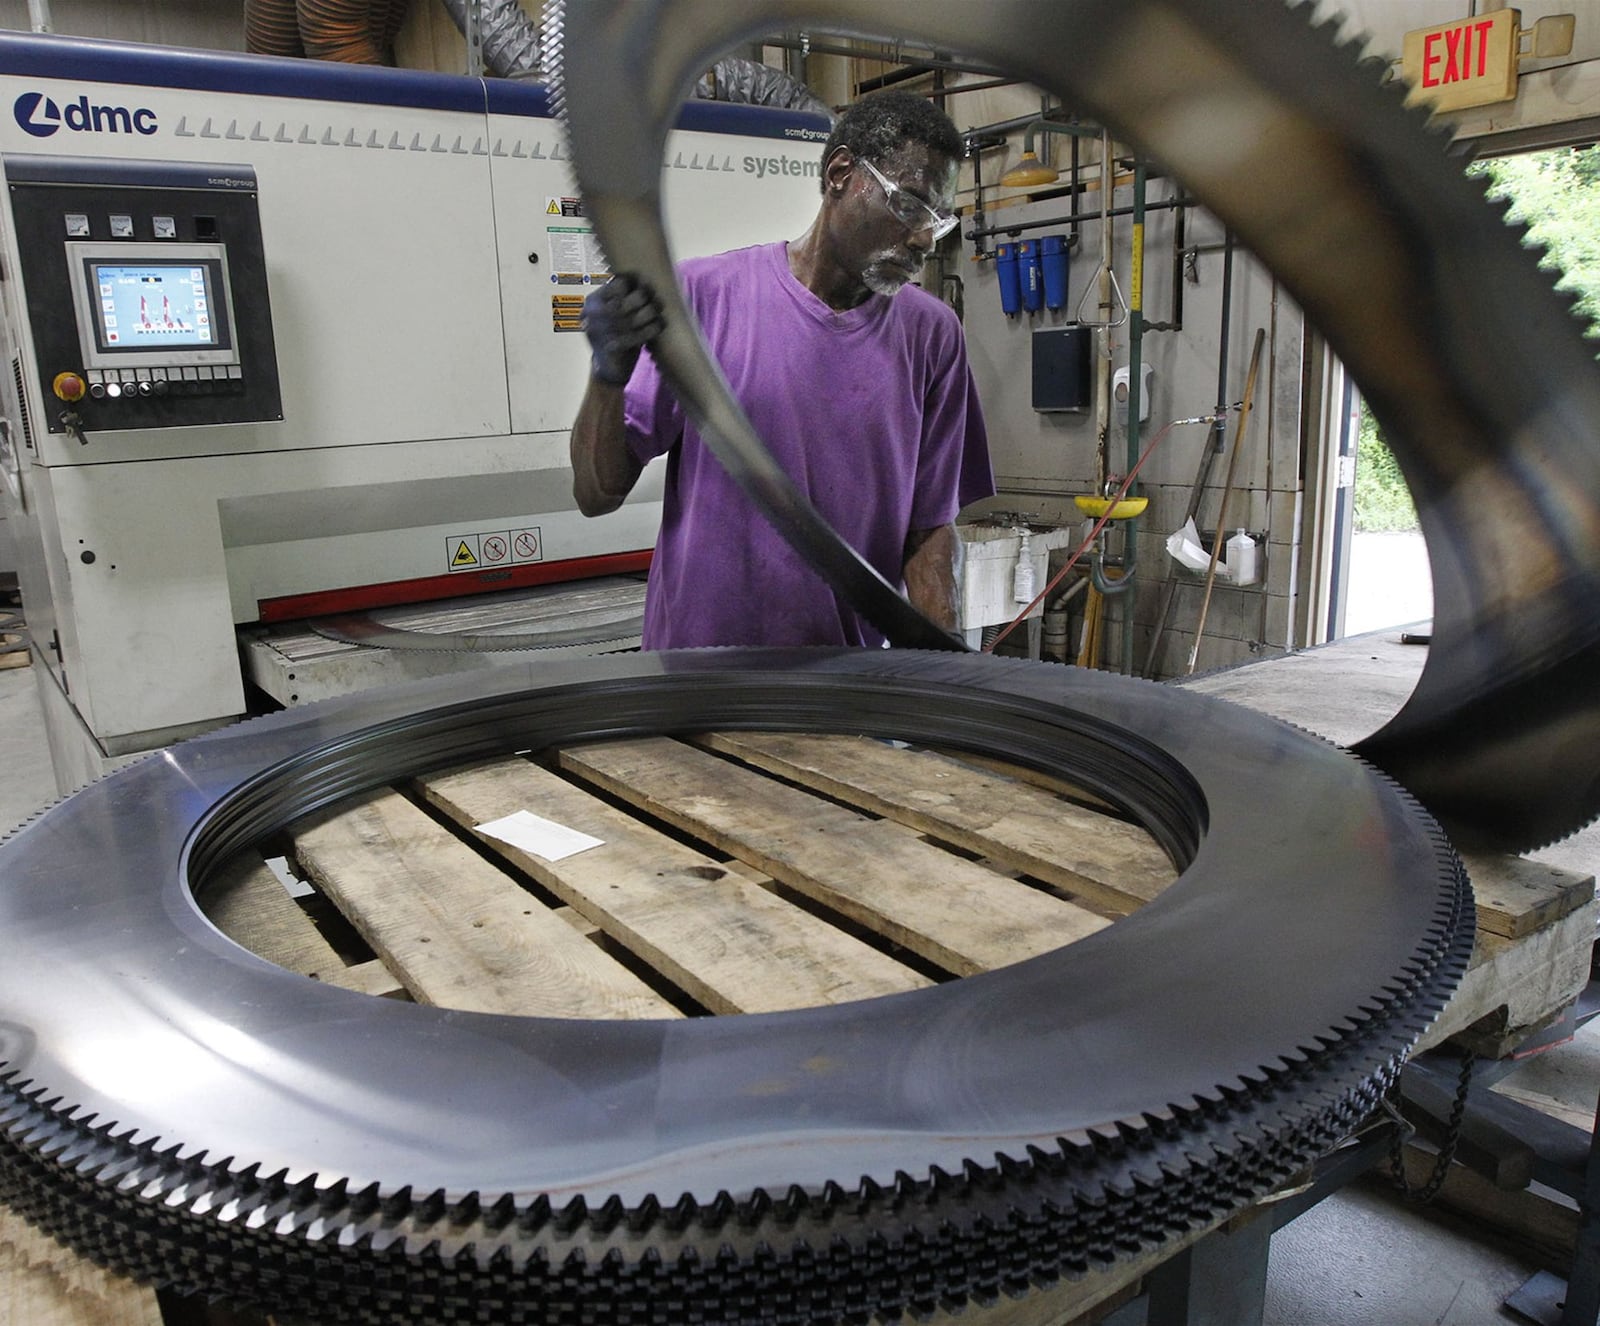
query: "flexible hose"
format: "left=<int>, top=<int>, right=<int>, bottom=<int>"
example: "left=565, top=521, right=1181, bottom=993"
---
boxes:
left=243, top=0, right=303, bottom=58
left=295, top=0, right=406, bottom=65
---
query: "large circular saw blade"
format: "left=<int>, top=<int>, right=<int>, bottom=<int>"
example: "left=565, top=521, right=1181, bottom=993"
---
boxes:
left=0, top=649, right=1470, bottom=1322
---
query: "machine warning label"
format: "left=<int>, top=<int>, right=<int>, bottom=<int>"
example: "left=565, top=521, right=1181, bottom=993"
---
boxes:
left=547, top=225, right=608, bottom=286
left=446, top=529, right=542, bottom=572
left=545, top=196, right=586, bottom=217
left=552, top=292, right=584, bottom=333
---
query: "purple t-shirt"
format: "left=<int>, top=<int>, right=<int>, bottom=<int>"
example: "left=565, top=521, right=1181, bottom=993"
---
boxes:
left=623, top=242, right=994, bottom=649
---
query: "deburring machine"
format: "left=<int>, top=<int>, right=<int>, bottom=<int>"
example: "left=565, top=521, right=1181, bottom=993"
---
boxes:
left=0, top=31, right=827, bottom=789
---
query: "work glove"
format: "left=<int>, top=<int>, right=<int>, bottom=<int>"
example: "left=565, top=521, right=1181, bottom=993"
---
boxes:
left=582, top=274, right=666, bottom=387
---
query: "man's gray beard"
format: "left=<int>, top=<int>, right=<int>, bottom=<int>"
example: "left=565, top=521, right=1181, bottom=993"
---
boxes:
left=861, top=252, right=922, bottom=296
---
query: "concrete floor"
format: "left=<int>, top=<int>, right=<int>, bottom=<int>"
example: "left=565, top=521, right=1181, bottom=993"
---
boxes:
left=0, top=656, right=1588, bottom=1326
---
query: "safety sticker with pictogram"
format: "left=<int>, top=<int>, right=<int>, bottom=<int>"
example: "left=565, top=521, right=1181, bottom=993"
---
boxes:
left=445, top=534, right=481, bottom=571
left=511, top=528, right=543, bottom=563
left=448, top=530, right=542, bottom=572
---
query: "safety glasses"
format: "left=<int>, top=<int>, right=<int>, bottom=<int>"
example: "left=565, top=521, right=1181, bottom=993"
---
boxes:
left=859, top=157, right=959, bottom=242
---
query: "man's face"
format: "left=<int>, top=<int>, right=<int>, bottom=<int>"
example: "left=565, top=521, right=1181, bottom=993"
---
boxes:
left=845, top=145, right=959, bottom=295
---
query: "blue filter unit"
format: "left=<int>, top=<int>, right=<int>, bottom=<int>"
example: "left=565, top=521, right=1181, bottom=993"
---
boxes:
left=1041, top=234, right=1069, bottom=310
left=1019, top=239, right=1043, bottom=313
left=996, top=242, right=1021, bottom=317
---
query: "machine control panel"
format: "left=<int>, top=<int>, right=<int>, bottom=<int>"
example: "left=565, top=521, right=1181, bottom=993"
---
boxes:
left=5, top=155, right=282, bottom=434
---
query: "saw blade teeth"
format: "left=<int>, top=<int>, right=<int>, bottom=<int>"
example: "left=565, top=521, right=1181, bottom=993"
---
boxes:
left=660, top=1191, right=697, bottom=1234
left=379, top=1182, right=412, bottom=1221
left=553, top=1192, right=588, bottom=1234
left=773, top=1184, right=808, bottom=1224
left=517, top=1191, right=552, bottom=1233
left=591, top=1192, right=625, bottom=1234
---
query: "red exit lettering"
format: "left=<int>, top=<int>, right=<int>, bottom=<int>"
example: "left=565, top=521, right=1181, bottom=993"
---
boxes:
left=1422, top=18, right=1495, bottom=87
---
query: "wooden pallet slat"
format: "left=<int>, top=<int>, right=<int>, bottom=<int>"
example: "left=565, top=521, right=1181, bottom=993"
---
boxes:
left=418, top=757, right=929, bottom=1014
left=202, top=857, right=405, bottom=998
left=559, top=737, right=1112, bottom=977
left=293, top=789, right=680, bottom=1019
left=1461, top=851, right=1596, bottom=940
left=695, top=731, right=1176, bottom=912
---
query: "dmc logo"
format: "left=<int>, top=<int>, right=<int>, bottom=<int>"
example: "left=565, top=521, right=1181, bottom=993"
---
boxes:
left=14, top=92, right=157, bottom=138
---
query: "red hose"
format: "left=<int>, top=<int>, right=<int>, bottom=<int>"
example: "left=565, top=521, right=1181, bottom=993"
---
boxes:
left=983, top=421, right=1178, bottom=654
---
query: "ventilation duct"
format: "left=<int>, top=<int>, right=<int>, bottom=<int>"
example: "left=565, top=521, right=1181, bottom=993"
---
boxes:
left=440, top=0, right=833, bottom=118
left=436, top=0, right=543, bottom=81
left=245, top=2, right=832, bottom=114
left=244, top=0, right=408, bottom=65
left=694, top=54, right=833, bottom=117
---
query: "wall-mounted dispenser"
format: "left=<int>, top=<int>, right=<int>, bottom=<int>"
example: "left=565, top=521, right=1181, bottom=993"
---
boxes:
left=1112, top=363, right=1154, bottom=421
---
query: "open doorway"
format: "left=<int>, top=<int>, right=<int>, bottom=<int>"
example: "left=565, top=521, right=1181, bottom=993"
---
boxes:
left=1341, top=396, right=1430, bottom=637
left=1339, top=140, right=1600, bottom=637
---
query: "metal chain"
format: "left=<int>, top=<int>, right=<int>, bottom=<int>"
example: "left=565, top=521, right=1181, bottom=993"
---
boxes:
left=1387, top=1047, right=1476, bottom=1204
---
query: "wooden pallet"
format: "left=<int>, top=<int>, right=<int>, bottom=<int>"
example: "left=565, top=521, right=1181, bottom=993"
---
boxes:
left=10, top=728, right=1593, bottom=1325
left=255, top=733, right=1170, bottom=1020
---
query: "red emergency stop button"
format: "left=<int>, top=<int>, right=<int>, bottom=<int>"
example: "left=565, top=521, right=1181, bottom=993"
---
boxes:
left=52, top=371, right=88, bottom=403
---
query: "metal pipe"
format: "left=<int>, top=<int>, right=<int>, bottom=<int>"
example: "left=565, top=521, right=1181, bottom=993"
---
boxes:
left=1213, top=234, right=1236, bottom=453
left=966, top=194, right=1190, bottom=243
left=1070, top=131, right=1081, bottom=247
left=1021, top=119, right=1104, bottom=153
left=1093, top=129, right=1114, bottom=492
left=961, top=108, right=1084, bottom=139
left=857, top=64, right=1018, bottom=95
left=1092, top=552, right=1135, bottom=595
left=756, top=35, right=1004, bottom=81
left=1144, top=199, right=1186, bottom=333
left=962, top=135, right=1007, bottom=262
left=1121, top=159, right=1147, bottom=676
left=928, top=76, right=1026, bottom=97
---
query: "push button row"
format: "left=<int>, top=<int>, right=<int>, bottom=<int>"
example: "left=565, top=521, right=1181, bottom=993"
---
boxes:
left=83, top=365, right=245, bottom=400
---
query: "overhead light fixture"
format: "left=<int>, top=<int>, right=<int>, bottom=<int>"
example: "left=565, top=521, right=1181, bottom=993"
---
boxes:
left=1000, top=149, right=1060, bottom=187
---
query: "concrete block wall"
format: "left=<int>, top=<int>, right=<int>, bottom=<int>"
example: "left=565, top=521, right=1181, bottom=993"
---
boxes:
left=958, top=162, right=1309, bottom=680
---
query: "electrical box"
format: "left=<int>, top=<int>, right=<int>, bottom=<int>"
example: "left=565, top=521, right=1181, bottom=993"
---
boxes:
left=1032, top=327, right=1090, bottom=412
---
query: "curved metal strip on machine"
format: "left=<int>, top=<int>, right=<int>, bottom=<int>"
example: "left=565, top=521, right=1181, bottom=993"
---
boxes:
left=0, top=649, right=1470, bottom=1320
left=311, top=611, right=644, bottom=652
left=553, top=0, right=1600, bottom=852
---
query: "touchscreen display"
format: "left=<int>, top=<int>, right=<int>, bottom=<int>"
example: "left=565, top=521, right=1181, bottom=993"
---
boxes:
left=85, top=261, right=224, bottom=352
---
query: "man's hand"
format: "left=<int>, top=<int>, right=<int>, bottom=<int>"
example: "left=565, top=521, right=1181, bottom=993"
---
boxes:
left=903, top=524, right=963, bottom=631
left=582, top=275, right=666, bottom=387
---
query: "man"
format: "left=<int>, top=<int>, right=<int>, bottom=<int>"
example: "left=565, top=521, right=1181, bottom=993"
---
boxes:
left=569, top=89, right=993, bottom=649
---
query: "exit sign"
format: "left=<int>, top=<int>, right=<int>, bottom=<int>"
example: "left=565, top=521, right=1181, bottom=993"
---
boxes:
left=1401, top=8, right=1519, bottom=112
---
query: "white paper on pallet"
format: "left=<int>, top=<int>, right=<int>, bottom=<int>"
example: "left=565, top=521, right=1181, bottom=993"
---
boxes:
left=475, top=810, right=604, bottom=861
